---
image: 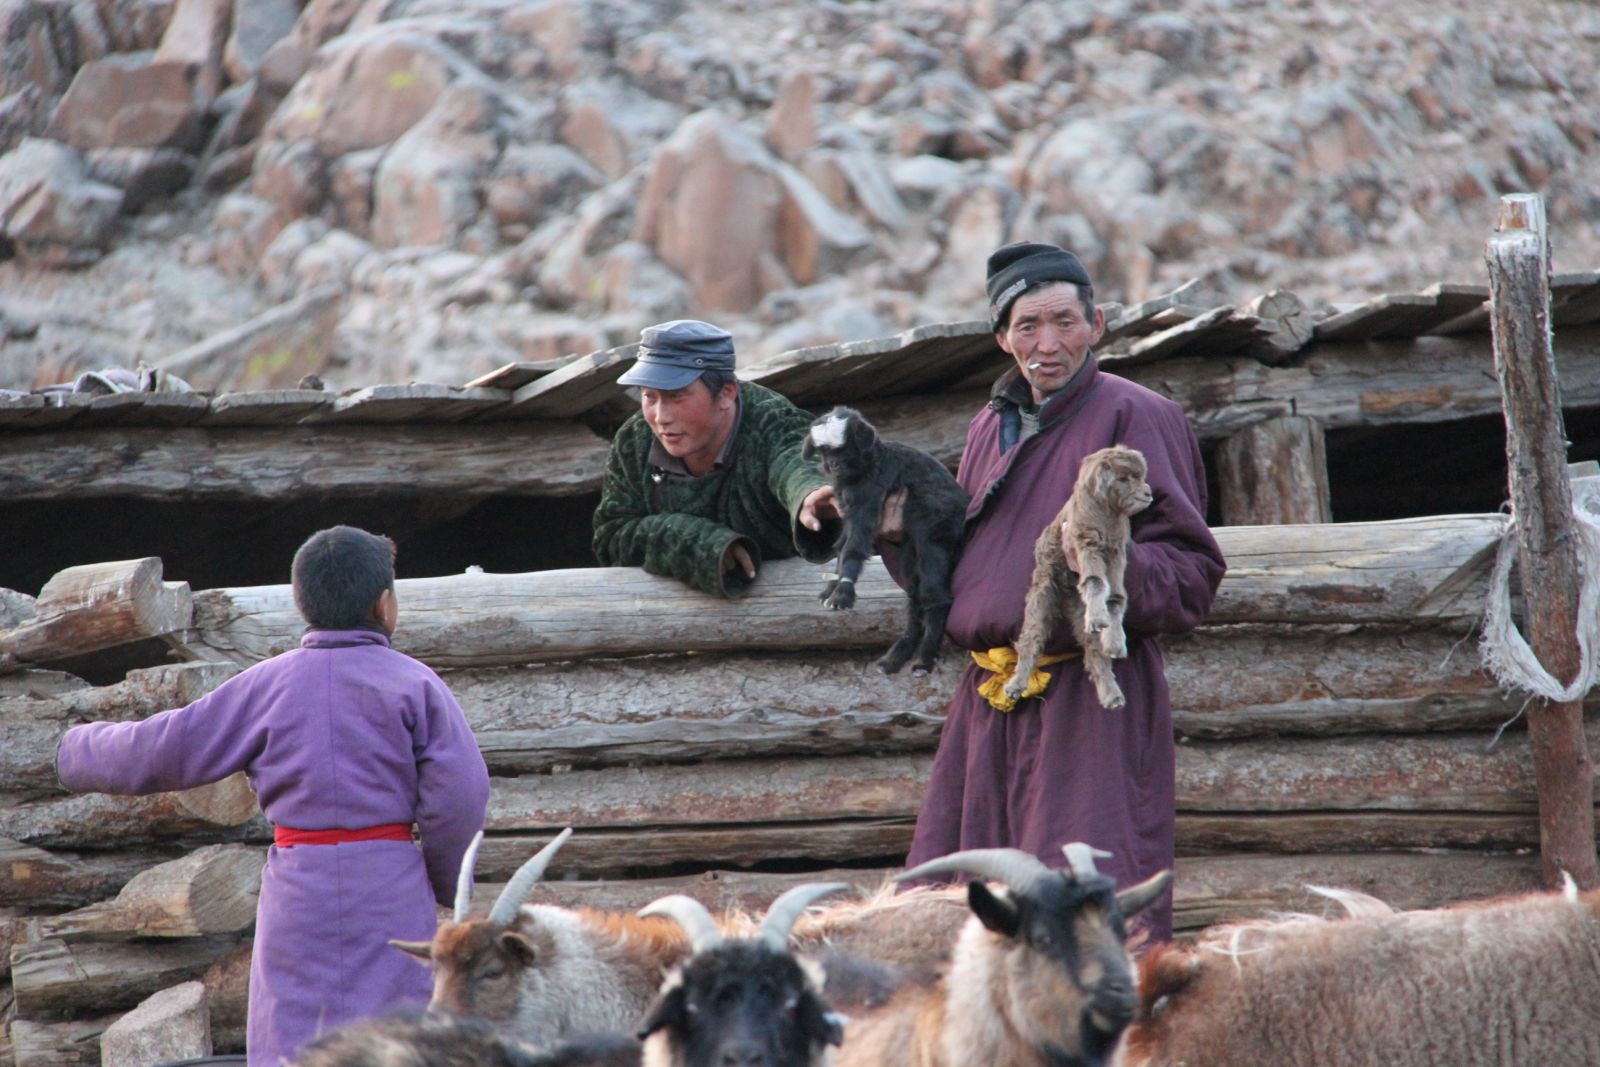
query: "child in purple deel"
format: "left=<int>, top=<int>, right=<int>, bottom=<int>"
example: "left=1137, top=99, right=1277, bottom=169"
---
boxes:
left=56, top=526, right=491, bottom=1067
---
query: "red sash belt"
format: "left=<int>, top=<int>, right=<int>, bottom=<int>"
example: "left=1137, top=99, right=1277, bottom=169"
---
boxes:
left=274, top=823, right=414, bottom=847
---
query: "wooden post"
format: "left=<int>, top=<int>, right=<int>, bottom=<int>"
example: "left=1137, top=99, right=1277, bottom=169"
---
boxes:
left=1485, top=192, right=1598, bottom=889
left=1216, top=415, right=1332, bottom=525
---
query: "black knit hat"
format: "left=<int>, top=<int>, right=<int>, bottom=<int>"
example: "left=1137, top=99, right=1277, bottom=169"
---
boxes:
left=985, top=241, right=1092, bottom=328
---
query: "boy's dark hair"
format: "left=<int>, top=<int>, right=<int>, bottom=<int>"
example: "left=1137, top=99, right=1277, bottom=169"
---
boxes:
left=291, top=525, right=397, bottom=630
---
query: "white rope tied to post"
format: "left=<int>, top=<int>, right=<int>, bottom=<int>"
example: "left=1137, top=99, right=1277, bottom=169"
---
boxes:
left=1478, top=478, right=1600, bottom=705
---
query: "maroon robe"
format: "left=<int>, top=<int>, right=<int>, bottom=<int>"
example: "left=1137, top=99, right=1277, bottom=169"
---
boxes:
left=904, top=355, right=1225, bottom=941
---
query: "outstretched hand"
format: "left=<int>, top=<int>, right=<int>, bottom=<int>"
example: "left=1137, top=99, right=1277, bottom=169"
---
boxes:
left=799, top=486, right=840, bottom=531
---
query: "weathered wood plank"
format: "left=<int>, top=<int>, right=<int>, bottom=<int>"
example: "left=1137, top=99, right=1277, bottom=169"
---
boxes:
left=0, top=559, right=192, bottom=670
left=4, top=623, right=1547, bottom=783
left=176, top=557, right=905, bottom=665
left=197, top=389, right=333, bottom=426
left=463, top=355, right=580, bottom=392
left=1177, top=720, right=1600, bottom=814
left=1099, top=281, right=1202, bottom=344
left=0, top=422, right=611, bottom=501
left=37, top=845, right=263, bottom=941
left=313, top=384, right=511, bottom=423
left=0, top=776, right=265, bottom=850
left=1488, top=193, right=1597, bottom=889
left=173, top=515, right=1508, bottom=666
left=1176, top=811, right=1542, bottom=853
left=497, top=343, right=639, bottom=420
left=476, top=821, right=916, bottom=880
left=484, top=755, right=930, bottom=832
left=1107, top=306, right=1273, bottom=365
left=1215, top=415, right=1330, bottom=525
left=9, top=1015, right=121, bottom=1067
left=12, top=936, right=240, bottom=1021
left=1312, top=292, right=1452, bottom=342
left=0, top=838, right=180, bottom=911
left=746, top=321, right=1000, bottom=407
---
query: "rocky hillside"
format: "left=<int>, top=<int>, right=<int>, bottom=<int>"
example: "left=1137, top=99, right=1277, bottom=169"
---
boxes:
left=1, top=0, right=1596, bottom=393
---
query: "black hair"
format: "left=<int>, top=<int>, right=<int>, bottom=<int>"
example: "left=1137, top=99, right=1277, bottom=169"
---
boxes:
left=291, top=525, right=397, bottom=630
left=698, top=368, right=739, bottom=397
left=993, top=281, right=1095, bottom=334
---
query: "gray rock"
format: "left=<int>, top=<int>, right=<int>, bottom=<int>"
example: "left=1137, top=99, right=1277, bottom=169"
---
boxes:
left=223, top=0, right=298, bottom=84
left=101, top=981, right=210, bottom=1067
left=0, top=137, right=124, bottom=266
left=50, top=52, right=209, bottom=151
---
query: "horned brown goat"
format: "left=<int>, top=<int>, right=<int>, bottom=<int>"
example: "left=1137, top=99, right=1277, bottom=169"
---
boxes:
left=1114, top=881, right=1600, bottom=1067
left=392, top=831, right=970, bottom=1045
left=1006, top=445, right=1152, bottom=710
left=834, top=844, right=1172, bottom=1067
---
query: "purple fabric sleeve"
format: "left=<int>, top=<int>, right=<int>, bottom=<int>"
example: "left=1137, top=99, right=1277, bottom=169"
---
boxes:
left=412, top=674, right=491, bottom=905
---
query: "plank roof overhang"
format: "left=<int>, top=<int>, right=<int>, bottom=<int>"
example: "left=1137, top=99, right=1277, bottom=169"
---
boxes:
left=3, top=274, right=1599, bottom=504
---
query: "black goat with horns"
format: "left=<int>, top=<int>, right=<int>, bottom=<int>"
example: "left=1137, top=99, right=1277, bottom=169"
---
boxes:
left=802, top=406, right=969, bottom=675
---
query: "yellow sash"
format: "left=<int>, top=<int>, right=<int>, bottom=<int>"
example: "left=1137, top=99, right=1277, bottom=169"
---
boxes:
left=972, top=646, right=1081, bottom=712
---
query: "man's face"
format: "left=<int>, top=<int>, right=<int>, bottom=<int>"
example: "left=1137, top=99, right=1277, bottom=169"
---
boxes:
left=995, top=283, right=1106, bottom=404
left=640, top=379, right=738, bottom=475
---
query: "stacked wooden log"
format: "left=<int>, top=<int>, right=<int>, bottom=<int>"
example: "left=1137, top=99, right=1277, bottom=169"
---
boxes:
left=4, top=516, right=1591, bottom=1067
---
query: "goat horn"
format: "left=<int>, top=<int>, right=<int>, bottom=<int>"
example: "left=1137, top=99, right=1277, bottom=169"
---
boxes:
left=487, top=827, right=573, bottom=929
left=1060, top=843, right=1114, bottom=881
left=759, top=882, right=848, bottom=951
left=639, top=894, right=723, bottom=953
left=453, top=831, right=485, bottom=922
left=895, top=848, right=1053, bottom=897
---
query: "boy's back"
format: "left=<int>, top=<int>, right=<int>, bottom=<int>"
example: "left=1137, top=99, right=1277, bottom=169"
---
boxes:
left=56, top=527, right=490, bottom=1067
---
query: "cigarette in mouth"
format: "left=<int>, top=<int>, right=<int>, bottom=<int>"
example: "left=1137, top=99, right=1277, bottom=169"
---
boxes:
left=1027, top=362, right=1044, bottom=370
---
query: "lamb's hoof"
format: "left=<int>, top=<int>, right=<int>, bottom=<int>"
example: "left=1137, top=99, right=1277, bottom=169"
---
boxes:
left=911, top=661, right=935, bottom=677
left=1099, top=690, right=1126, bottom=711
left=1002, top=684, right=1025, bottom=702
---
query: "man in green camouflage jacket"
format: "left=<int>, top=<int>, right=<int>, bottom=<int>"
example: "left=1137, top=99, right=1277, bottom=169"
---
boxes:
left=592, top=319, right=841, bottom=597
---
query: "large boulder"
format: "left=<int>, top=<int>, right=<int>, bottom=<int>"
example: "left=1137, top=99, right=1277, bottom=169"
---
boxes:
left=50, top=51, right=210, bottom=150
left=634, top=110, right=782, bottom=312
left=0, top=136, right=124, bottom=266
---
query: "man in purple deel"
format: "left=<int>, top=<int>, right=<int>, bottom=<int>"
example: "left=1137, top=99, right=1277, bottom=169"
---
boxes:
left=899, top=242, right=1225, bottom=942
left=56, top=526, right=490, bottom=1065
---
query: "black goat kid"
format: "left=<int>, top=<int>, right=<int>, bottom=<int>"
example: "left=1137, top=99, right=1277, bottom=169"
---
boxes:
left=802, top=406, right=969, bottom=674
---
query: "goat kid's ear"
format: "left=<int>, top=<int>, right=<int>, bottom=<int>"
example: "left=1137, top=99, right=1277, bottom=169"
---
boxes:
left=636, top=982, right=687, bottom=1041
left=498, top=930, right=539, bottom=966
left=968, top=880, right=1021, bottom=938
left=388, top=939, right=434, bottom=962
left=1115, top=870, right=1175, bottom=920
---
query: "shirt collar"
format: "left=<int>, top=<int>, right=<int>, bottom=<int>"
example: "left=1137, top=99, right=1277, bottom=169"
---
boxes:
left=990, top=352, right=1097, bottom=418
left=301, top=626, right=391, bottom=648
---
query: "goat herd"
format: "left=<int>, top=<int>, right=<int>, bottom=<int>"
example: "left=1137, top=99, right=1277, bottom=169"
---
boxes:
left=291, top=829, right=1600, bottom=1067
